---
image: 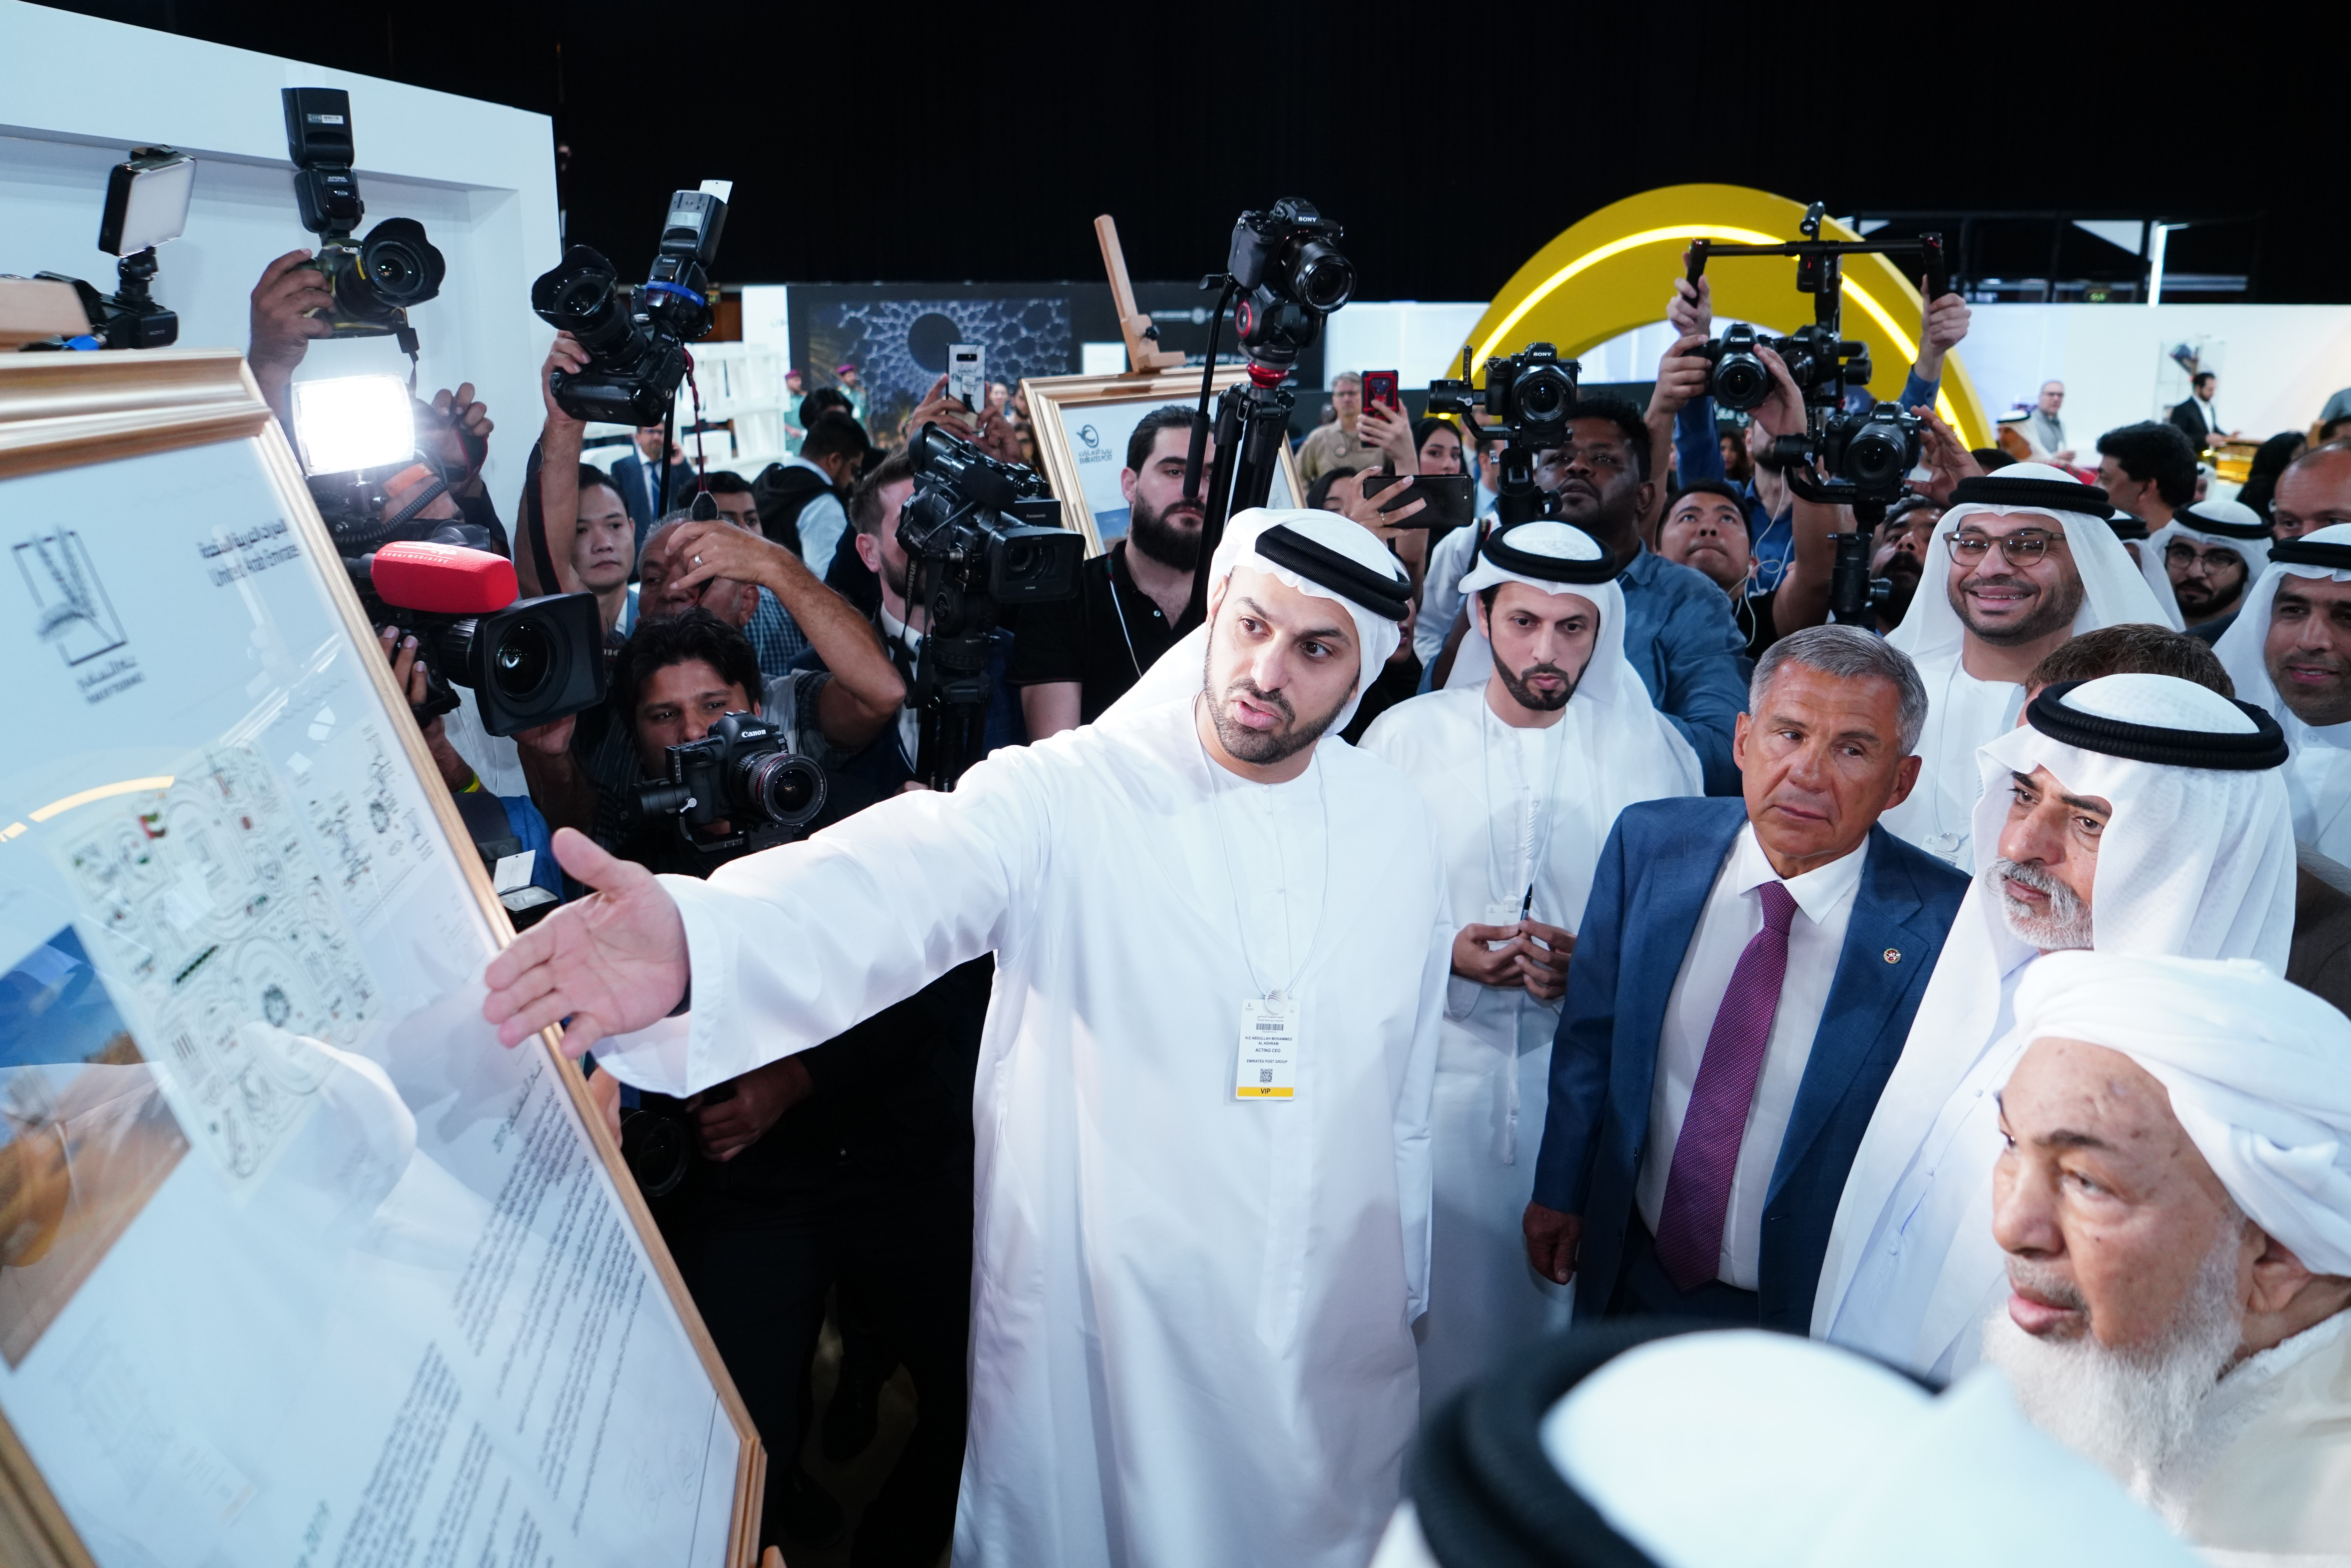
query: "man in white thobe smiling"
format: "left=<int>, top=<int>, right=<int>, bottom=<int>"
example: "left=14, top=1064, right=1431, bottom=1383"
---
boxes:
left=483, top=509, right=1452, bottom=1568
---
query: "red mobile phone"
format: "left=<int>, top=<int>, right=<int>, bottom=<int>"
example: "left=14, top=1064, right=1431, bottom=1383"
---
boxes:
left=1362, top=370, right=1401, bottom=416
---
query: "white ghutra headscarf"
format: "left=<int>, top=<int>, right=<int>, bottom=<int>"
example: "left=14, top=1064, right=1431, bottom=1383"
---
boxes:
left=2007, top=951, right=2351, bottom=1277
left=1102, top=507, right=1409, bottom=732
left=2212, top=522, right=2351, bottom=862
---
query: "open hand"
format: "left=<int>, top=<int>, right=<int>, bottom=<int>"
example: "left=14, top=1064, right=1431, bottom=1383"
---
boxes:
left=426, top=382, right=493, bottom=492
left=1750, top=345, right=1809, bottom=444
left=483, top=828, right=689, bottom=1054
left=1340, top=470, right=1429, bottom=543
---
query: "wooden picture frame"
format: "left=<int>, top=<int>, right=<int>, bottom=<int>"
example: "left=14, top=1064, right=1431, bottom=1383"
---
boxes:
left=0, top=349, right=761, bottom=1568
left=1021, top=367, right=1309, bottom=555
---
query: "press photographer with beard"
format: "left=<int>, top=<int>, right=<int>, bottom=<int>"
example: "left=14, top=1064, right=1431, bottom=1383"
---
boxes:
left=581, top=610, right=971, bottom=1561
left=1007, top=405, right=1211, bottom=737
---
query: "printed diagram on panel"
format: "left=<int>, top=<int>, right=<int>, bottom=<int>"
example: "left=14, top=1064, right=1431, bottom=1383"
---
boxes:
left=14, top=529, right=127, bottom=668
left=57, top=744, right=394, bottom=1186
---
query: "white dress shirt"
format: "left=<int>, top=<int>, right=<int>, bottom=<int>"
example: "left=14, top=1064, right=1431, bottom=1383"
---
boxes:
left=1637, top=824, right=1866, bottom=1290
left=879, top=600, right=923, bottom=762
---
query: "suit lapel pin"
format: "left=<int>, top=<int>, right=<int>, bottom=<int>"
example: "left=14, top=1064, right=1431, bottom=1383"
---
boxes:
left=1883, top=947, right=1902, bottom=964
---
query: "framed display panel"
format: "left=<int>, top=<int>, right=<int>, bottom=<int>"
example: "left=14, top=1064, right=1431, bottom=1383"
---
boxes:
left=1021, top=367, right=1307, bottom=555
left=0, top=350, right=761, bottom=1568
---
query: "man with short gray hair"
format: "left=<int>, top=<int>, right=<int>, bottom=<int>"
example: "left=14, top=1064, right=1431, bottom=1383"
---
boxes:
left=1526, top=624, right=1969, bottom=1330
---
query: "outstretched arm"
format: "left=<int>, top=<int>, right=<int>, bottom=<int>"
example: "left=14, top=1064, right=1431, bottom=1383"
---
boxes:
left=490, top=754, right=1044, bottom=1094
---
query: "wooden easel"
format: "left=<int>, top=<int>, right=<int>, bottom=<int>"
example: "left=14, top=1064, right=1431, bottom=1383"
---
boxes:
left=1094, top=214, right=1185, bottom=376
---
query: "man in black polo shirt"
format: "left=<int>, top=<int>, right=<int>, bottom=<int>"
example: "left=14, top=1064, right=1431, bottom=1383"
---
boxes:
left=1007, top=405, right=1212, bottom=736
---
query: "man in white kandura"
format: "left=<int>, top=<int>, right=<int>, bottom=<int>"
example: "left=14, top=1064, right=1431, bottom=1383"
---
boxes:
left=2215, top=523, right=2351, bottom=862
left=1813, top=673, right=2296, bottom=1381
left=1359, top=521, right=1701, bottom=1408
left=1986, top=952, right=2351, bottom=1557
left=484, top=508, right=1450, bottom=1568
left=1879, top=467, right=2168, bottom=868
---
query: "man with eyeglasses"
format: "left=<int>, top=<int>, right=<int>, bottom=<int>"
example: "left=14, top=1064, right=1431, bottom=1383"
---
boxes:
left=1878, top=467, right=2170, bottom=869
left=2152, top=497, right=2271, bottom=640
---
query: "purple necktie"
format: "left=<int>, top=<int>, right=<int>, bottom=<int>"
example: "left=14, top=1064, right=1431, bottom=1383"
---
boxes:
left=1652, top=880, right=1799, bottom=1293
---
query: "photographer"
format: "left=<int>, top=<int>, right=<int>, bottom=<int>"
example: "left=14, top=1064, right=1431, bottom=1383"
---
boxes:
left=1007, top=404, right=1211, bottom=738
left=514, top=509, right=902, bottom=847
left=1662, top=263, right=1968, bottom=592
left=825, top=448, right=1027, bottom=809
left=249, top=248, right=505, bottom=553
left=580, top=610, right=970, bottom=1559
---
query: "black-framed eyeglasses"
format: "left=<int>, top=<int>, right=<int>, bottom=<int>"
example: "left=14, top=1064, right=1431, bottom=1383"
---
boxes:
left=2164, top=542, right=2240, bottom=571
left=1946, top=530, right=2066, bottom=564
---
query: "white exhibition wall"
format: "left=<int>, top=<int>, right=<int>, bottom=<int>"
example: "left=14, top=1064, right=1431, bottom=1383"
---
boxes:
left=0, top=1, right=560, bottom=513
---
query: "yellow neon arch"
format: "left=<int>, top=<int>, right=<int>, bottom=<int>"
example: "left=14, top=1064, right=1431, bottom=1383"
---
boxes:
left=1452, top=185, right=1990, bottom=451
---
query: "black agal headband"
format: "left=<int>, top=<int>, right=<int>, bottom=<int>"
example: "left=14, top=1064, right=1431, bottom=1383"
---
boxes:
left=2027, top=679, right=2288, bottom=771
left=1479, top=523, right=1619, bottom=585
left=2268, top=537, right=2351, bottom=572
left=2175, top=505, right=2274, bottom=542
left=2106, top=512, right=2150, bottom=542
left=1948, top=475, right=2114, bottom=520
left=1251, top=524, right=1411, bottom=622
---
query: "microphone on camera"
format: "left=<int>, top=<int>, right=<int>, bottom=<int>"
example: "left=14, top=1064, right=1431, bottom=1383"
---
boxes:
left=365, top=540, right=518, bottom=615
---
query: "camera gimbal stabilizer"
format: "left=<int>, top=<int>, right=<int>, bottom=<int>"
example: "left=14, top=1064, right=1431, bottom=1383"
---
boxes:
left=1686, top=202, right=1948, bottom=622
left=1424, top=342, right=1585, bottom=529
left=1178, top=199, right=1357, bottom=625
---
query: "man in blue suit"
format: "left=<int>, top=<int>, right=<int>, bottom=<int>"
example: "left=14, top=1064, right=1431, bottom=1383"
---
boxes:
left=612, top=422, right=693, bottom=561
left=1524, top=624, right=1969, bottom=1331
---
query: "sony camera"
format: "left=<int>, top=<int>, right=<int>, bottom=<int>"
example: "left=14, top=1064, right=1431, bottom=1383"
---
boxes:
left=1426, top=342, right=1587, bottom=526
left=1695, top=321, right=1873, bottom=413
left=633, top=711, right=827, bottom=857
left=1429, top=342, right=1582, bottom=453
left=281, top=89, right=445, bottom=347
left=1226, top=198, right=1356, bottom=372
left=533, top=184, right=729, bottom=427
left=30, top=145, right=194, bottom=351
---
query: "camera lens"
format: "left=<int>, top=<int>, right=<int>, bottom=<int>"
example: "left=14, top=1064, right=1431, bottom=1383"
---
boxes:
left=1845, top=425, right=1908, bottom=489
left=1517, top=365, right=1570, bottom=422
left=1285, top=240, right=1356, bottom=313
left=619, top=1106, right=693, bottom=1198
left=742, top=752, right=825, bottom=829
left=1713, top=355, right=1768, bottom=412
left=353, top=218, right=444, bottom=312
left=490, top=619, right=554, bottom=701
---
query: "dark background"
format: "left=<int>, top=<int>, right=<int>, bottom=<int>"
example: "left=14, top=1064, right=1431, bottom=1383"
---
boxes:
left=40, top=2, right=2335, bottom=304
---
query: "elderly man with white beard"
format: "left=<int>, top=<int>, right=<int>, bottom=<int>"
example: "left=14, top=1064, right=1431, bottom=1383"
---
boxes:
left=1985, top=952, right=2351, bottom=1558
left=1879, top=468, right=2170, bottom=869
left=1812, top=673, right=2297, bottom=1383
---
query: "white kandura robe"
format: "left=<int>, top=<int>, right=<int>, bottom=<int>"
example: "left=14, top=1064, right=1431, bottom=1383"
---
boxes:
left=594, top=696, right=1453, bottom=1568
left=1360, top=680, right=1698, bottom=1410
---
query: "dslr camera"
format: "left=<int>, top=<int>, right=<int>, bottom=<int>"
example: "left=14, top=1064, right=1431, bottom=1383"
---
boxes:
left=633, top=711, right=827, bottom=857
left=1426, top=342, right=1586, bottom=526
left=281, top=89, right=445, bottom=352
left=899, top=422, right=1082, bottom=789
left=1226, top=198, right=1356, bottom=372
left=533, top=184, right=729, bottom=427
left=619, top=1084, right=730, bottom=1198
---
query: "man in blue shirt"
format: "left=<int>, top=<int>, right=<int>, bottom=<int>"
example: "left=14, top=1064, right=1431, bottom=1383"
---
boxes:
left=1532, top=397, right=1753, bottom=794
left=1663, top=266, right=1972, bottom=593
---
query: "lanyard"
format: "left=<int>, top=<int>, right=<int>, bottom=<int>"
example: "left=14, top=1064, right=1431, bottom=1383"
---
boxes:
left=1480, top=696, right=1569, bottom=923
left=1196, top=698, right=1332, bottom=1001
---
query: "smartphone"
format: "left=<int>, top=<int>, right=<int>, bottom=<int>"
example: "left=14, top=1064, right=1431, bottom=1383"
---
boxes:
left=948, top=344, right=985, bottom=414
left=1361, top=369, right=1402, bottom=416
left=1357, top=470, right=1474, bottom=532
